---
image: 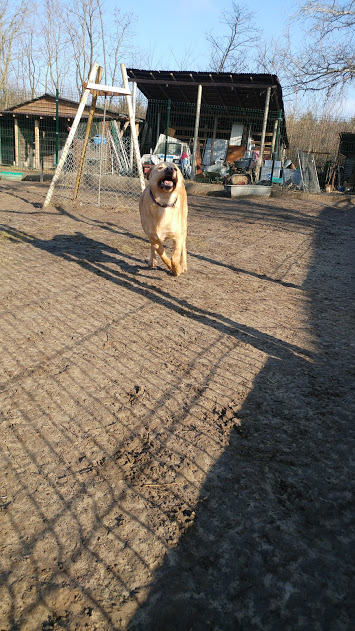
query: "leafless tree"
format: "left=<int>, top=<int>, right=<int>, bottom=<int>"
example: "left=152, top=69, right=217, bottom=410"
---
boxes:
left=61, top=0, right=136, bottom=96
left=171, top=44, right=199, bottom=72
left=20, top=27, right=42, bottom=97
left=285, top=0, right=355, bottom=94
left=0, top=0, right=28, bottom=91
left=63, top=0, right=102, bottom=94
left=206, top=2, right=261, bottom=73
left=106, top=8, right=135, bottom=88
left=39, top=0, right=71, bottom=92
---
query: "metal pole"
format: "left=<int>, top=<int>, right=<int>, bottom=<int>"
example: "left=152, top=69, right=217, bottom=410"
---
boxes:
left=55, top=88, right=59, bottom=166
left=164, top=99, right=171, bottom=161
left=255, top=86, right=271, bottom=181
left=192, top=84, right=202, bottom=179
left=120, top=63, right=145, bottom=191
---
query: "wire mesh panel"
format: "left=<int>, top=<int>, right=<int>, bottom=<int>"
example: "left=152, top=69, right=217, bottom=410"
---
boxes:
left=53, top=119, right=142, bottom=209
left=141, top=99, right=285, bottom=166
left=297, top=149, right=321, bottom=193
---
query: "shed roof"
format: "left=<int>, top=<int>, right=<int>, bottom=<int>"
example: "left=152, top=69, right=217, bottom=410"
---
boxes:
left=126, top=69, right=285, bottom=113
left=0, top=93, right=129, bottom=120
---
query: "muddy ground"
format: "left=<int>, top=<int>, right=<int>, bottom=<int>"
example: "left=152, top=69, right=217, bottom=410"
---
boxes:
left=0, top=182, right=353, bottom=630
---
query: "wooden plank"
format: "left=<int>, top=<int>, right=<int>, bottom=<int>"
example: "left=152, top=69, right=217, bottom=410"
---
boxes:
left=120, top=64, right=145, bottom=191
left=84, top=82, right=131, bottom=96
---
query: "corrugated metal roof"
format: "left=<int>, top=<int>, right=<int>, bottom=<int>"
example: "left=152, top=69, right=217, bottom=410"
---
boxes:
left=126, top=69, right=285, bottom=112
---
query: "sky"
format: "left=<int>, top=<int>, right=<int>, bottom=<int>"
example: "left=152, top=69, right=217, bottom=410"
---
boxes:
left=108, top=0, right=354, bottom=116
left=114, top=0, right=292, bottom=70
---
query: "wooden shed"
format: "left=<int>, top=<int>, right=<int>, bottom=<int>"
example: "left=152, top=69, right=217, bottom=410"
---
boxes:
left=0, top=93, right=134, bottom=170
left=127, top=69, right=288, bottom=177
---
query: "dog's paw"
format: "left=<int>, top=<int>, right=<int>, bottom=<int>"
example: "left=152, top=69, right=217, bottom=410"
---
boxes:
left=171, top=263, right=183, bottom=276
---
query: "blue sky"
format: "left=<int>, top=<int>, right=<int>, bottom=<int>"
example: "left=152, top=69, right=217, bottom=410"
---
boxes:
left=108, top=0, right=354, bottom=115
left=115, top=0, right=292, bottom=70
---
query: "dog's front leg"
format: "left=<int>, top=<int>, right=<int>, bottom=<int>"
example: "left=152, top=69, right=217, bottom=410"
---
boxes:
left=171, top=237, right=184, bottom=276
left=149, top=243, right=158, bottom=268
left=181, top=235, right=187, bottom=274
left=150, top=238, right=172, bottom=271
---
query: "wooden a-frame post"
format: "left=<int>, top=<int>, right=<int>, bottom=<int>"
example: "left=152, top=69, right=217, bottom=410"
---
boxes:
left=43, top=62, right=100, bottom=208
left=73, top=65, right=103, bottom=200
left=43, top=62, right=143, bottom=207
left=121, top=63, right=145, bottom=192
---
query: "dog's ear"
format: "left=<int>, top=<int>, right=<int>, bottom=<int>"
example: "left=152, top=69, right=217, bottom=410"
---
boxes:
left=145, top=166, right=153, bottom=180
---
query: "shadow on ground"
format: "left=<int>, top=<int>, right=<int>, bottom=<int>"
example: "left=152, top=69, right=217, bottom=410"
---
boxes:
left=125, top=201, right=354, bottom=630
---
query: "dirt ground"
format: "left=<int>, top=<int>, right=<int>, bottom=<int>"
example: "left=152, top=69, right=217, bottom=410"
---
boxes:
left=0, top=181, right=353, bottom=631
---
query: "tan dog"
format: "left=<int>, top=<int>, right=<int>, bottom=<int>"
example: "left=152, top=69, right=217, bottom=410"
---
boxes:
left=139, top=162, right=188, bottom=276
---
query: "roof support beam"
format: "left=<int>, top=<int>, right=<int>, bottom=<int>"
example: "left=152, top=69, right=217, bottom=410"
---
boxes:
left=191, top=85, right=202, bottom=179
left=127, top=77, right=277, bottom=90
left=255, top=87, right=271, bottom=181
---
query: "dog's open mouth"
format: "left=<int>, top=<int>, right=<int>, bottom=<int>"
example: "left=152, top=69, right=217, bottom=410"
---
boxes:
left=158, top=171, right=177, bottom=192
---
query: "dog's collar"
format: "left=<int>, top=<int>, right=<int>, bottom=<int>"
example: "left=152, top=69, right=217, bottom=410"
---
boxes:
left=149, top=187, right=177, bottom=208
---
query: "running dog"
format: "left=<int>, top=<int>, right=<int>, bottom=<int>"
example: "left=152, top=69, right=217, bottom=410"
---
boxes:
left=139, top=162, right=188, bottom=276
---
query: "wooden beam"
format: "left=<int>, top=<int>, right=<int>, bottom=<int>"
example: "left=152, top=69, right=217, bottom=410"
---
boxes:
left=14, top=117, right=19, bottom=167
left=191, top=85, right=202, bottom=179
left=35, top=120, right=40, bottom=170
left=121, top=63, right=145, bottom=191
left=255, top=87, right=271, bottom=181
left=83, top=82, right=131, bottom=97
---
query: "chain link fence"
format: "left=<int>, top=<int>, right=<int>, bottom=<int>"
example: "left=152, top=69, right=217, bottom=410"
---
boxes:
left=52, top=119, right=141, bottom=209
left=0, top=89, right=142, bottom=209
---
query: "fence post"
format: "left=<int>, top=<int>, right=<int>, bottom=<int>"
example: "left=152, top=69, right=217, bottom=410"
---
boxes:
left=120, top=63, right=145, bottom=192
left=14, top=117, right=19, bottom=167
left=55, top=89, right=59, bottom=166
left=164, top=99, right=171, bottom=161
left=129, top=81, right=137, bottom=169
left=255, top=87, right=271, bottom=181
left=192, top=84, right=202, bottom=179
left=35, top=120, right=40, bottom=170
left=270, top=109, right=283, bottom=185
